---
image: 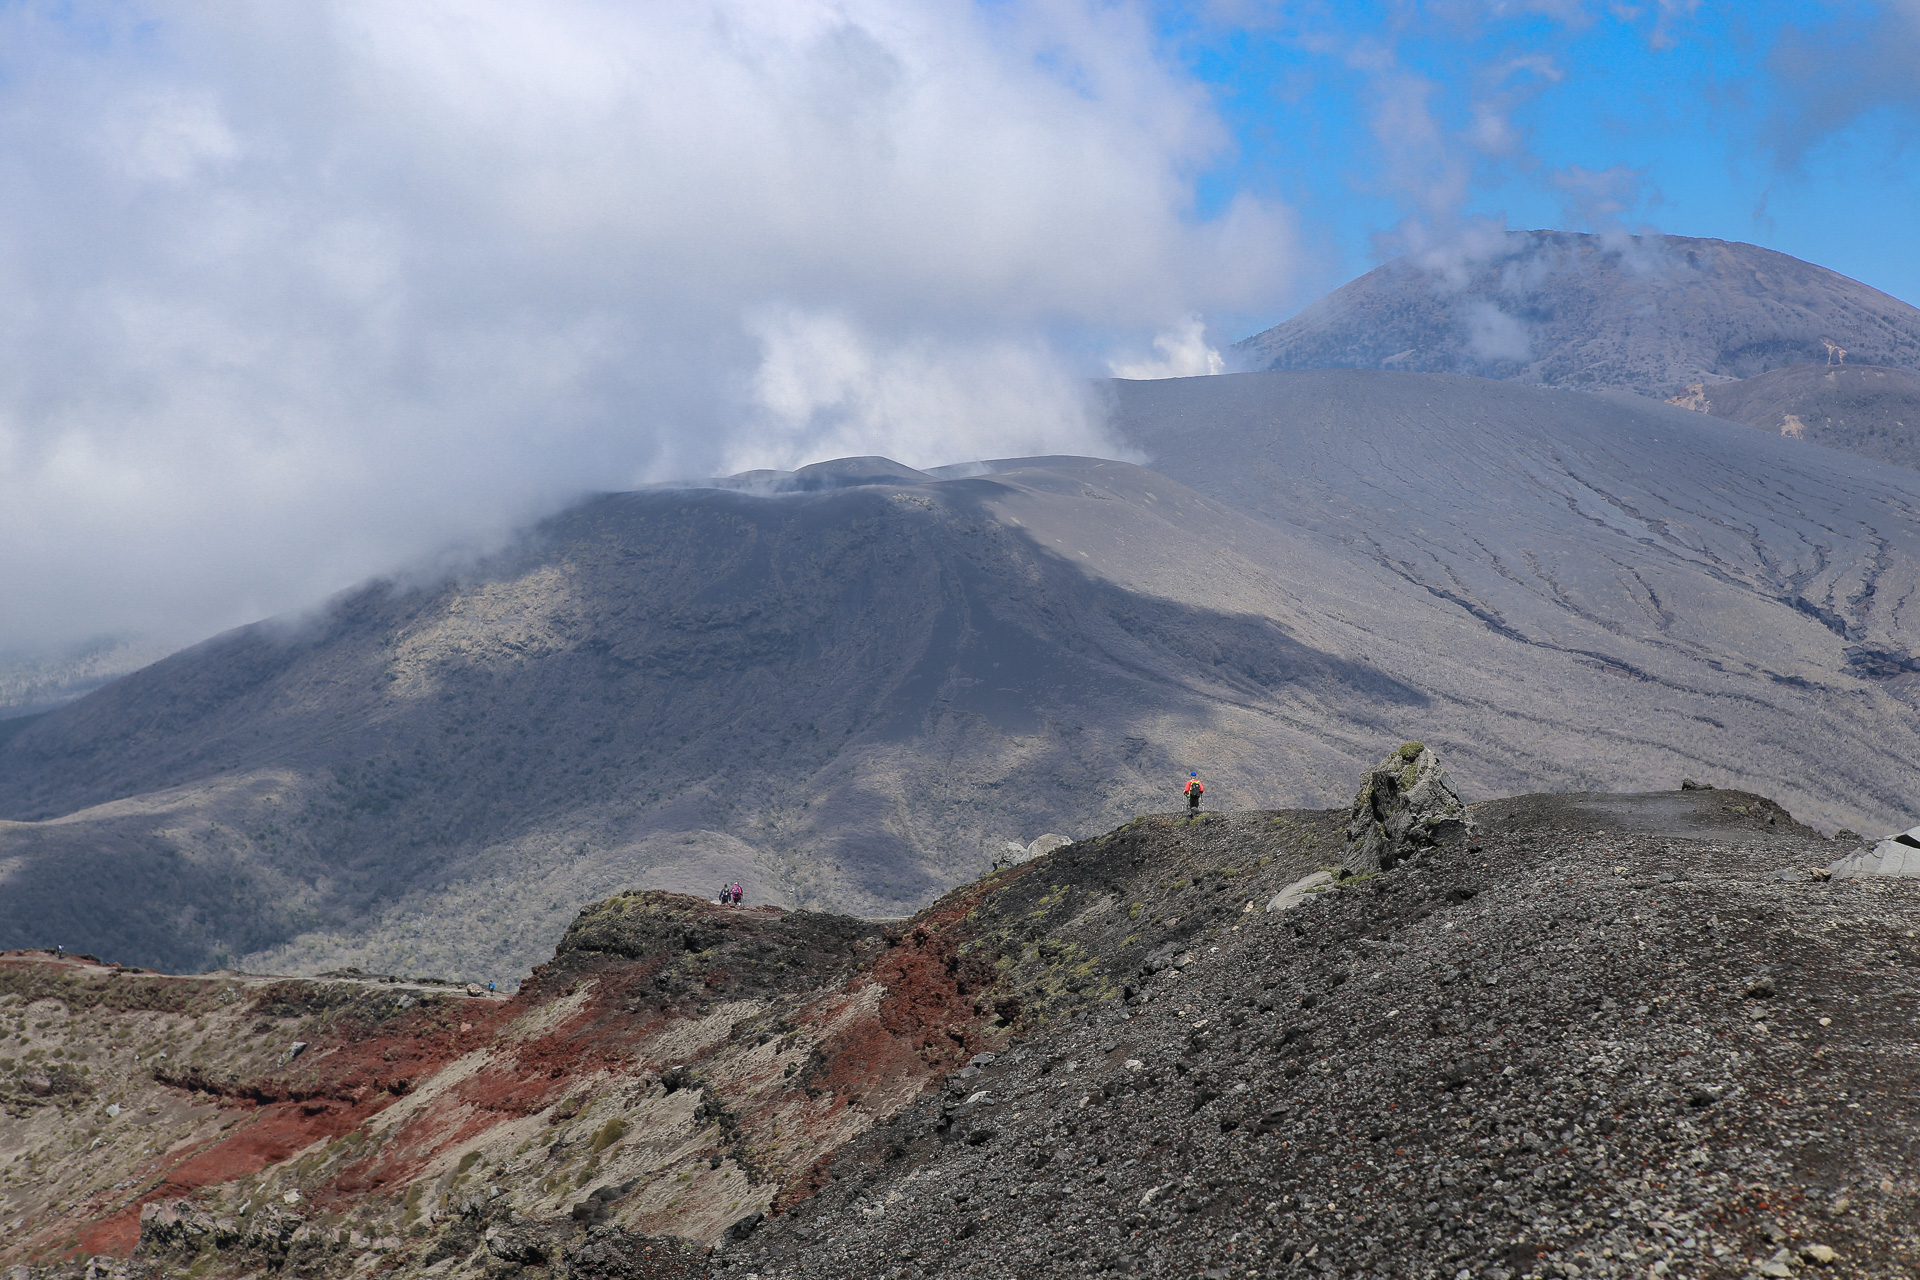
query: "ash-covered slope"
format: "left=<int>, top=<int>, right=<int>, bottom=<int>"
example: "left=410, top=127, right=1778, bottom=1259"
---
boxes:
left=0, top=459, right=1419, bottom=980
left=6, top=787, right=1915, bottom=1280
left=1108, top=366, right=1920, bottom=808
left=1233, top=231, right=1920, bottom=397
left=1668, top=363, right=1920, bottom=472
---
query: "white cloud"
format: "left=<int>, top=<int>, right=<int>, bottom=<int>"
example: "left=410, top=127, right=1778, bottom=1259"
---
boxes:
left=0, top=0, right=1298, bottom=652
left=1551, top=162, right=1653, bottom=230
left=738, top=306, right=1122, bottom=471
left=1108, top=317, right=1227, bottom=380
left=1462, top=299, right=1531, bottom=362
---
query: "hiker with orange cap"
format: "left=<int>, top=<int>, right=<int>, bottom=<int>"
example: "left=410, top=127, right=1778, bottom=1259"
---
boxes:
left=1184, top=772, right=1205, bottom=814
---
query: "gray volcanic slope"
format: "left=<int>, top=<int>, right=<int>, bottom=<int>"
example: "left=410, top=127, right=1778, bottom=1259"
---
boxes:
left=8, top=371, right=1920, bottom=984
left=1667, top=362, right=1920, bottom=473
left=1108, top=367, right=1920, bottom=805
left=1234, top=230, right=1920, bottom=397
left=0, top=459, right=1430, bottom=981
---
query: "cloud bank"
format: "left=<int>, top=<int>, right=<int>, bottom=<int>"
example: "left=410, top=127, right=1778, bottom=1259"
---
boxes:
left=0, top=0, right=1296, bottom=652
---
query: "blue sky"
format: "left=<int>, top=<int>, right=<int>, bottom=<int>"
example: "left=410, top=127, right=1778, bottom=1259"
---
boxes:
left=1162, top=1, right=1920, bottom=334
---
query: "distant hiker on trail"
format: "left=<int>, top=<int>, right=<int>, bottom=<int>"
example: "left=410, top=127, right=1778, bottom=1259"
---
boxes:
left=719, top=883, right=732, bottom=905
left=1184, top=772, right=1205, bottom=813
left=731, top=882, right=743, bottom=905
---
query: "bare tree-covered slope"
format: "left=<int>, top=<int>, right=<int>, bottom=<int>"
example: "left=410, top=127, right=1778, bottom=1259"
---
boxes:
left=1667, top=363, right=1920, bottom=472
left=1233, top=230, right=1920, bottom=397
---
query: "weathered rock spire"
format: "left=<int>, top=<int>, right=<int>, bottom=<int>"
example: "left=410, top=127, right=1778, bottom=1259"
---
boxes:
left=1344, top=741, right=1476, bottom=873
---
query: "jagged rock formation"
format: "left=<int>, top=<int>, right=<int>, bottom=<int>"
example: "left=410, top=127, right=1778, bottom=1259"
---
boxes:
left=1232, top=230, right=1920, bottom=396
left=1343, top=741, right=1476, bottom=873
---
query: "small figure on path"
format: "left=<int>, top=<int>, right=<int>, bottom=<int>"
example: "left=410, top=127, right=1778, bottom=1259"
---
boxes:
left=719, top=882, right=732, bottom=905
left=1184, top=772, right=1205, bottom=814
left=731, top=882, right=744, bottom=905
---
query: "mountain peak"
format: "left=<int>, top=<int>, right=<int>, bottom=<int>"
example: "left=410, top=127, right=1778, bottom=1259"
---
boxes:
left=1236, top=229, right=1920, bottom=397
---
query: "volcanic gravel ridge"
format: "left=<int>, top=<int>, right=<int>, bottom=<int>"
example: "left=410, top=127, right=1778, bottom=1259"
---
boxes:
left=6, top=788, right=1919, bottom=1280
left=733, top=790, right=1920, bottom=1280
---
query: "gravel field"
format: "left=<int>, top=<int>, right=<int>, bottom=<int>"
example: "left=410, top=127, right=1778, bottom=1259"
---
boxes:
left=732, top=789, right=1920, bottom=1280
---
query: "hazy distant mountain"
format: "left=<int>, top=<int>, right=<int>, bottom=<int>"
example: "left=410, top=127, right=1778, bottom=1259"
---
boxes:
left=1234, top=230, right=1920, bottom=397
left=1667, top=363, right=1920, bottom=472
left=10, top=371, right=1920, bottom=983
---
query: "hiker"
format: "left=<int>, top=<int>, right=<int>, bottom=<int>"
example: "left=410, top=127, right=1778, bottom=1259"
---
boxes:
left=731, top=882, right=743, bottom=905
left=1184, top=772, right=1205, bottom=813
left=719, top=882, right=732, bottom=905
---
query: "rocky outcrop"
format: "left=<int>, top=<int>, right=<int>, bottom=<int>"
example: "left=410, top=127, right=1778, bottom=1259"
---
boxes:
left=138, top=1200, right=305, bottom=1255
left=1343, top=741, right=1475, bottom=873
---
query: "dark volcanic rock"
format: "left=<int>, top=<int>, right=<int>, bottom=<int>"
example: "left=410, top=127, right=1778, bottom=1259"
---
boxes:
left=563, top=1225, right=706, bottom=1279
left=557, top=891, right=871, bottom=998
left=1343, top=740, right=1475, bottom=873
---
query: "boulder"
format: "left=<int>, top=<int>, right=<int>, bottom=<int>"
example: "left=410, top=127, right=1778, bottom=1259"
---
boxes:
left=1827, top=825, right=1920, bottom=880
left=563, top=1224, right=707, bottom=1279
left=1343, top=742, right=1475, bottom=873
left=243, top=1203, right=306, bottom=1251
left=138, top=1200, right=237, bottom=1251
left=991, top=833, right=1072, bottom=872
left=484, top=1223, right=551, bottom=1265
left=1266, top=870, right=1334, bottom=914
